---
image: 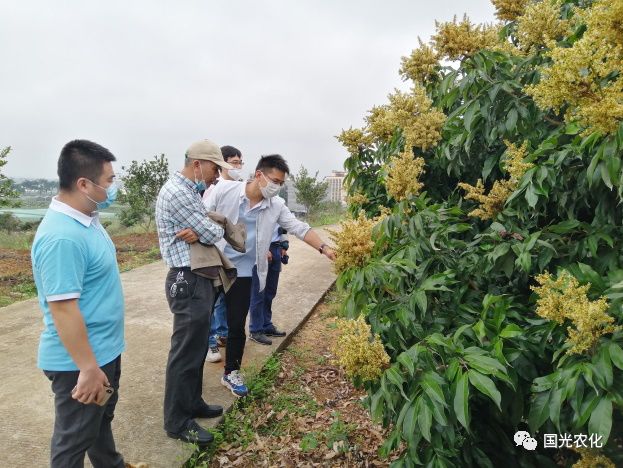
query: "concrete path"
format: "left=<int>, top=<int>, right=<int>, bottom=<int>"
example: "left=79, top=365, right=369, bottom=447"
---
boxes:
left=0, top=229, right=336, bottom=468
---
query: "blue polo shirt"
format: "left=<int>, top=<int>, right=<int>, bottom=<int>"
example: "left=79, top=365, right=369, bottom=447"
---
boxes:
left=223, top=198, right=258, bottom=277
left=31, top=197, right=125, bottom=371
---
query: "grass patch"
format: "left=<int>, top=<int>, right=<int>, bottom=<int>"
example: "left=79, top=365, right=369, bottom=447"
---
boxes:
left=0, top=231, right=34, bottom=250
left=184, top=354, right=285, bottom=467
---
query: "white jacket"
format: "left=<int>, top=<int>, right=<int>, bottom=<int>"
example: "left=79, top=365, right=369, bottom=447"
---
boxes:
left=204, top=181, right=311, bottom=291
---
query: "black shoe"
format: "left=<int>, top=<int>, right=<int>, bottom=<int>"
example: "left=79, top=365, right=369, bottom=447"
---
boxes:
left=264, top=326, right=286, bottom=337
left=249, top=332, right=272, bottom=345
left=167, top=420, right=214, bottom=445
left=194, top=403, right=223, bottom=419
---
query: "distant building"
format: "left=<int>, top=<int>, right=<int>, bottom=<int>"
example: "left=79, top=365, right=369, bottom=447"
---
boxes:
left=323, top=170, right=346, bottom=206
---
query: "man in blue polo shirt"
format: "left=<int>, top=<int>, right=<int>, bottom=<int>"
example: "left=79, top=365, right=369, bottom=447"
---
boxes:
left=31, top=140, right=139, bottom=468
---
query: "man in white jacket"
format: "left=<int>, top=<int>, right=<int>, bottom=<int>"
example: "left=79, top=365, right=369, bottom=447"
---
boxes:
left=204, top=154, right=336, bottom=397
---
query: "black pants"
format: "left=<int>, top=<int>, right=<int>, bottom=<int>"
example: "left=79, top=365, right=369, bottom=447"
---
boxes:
left=224, top=276, right=252, bottom=373
left=164, top=268, right=216, bottom=433
left=43, top=356, right=124, bottom=468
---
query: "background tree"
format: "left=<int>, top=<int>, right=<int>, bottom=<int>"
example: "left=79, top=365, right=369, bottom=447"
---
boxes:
left=117, top=154, right=169, bottom=231
left=291, top=165, right=328, bottom=216
left=0, top=147, right=20, bottom=207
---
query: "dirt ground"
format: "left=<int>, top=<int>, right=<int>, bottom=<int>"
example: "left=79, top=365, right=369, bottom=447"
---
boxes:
left=0, top=232, right=159, bottom=306
left=207, top=299, right=399, bottom=467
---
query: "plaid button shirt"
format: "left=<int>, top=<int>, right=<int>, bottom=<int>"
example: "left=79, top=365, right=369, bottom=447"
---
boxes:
left=155, top=172, right=224, bottom=268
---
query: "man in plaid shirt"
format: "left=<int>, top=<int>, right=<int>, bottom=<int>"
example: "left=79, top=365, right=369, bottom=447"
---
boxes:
left=155, top=139, right=232, bottom=446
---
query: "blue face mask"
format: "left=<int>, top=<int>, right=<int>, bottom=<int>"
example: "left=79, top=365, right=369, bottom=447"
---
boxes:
left=194, top=163, right=207, bottom=192
left=86, top=180, right=118, bottom=210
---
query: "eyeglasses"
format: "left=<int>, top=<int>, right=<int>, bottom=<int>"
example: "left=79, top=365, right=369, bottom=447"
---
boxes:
left=262, top=172, right=286, bottom=186
left=228, top=160, right=244, bottom=167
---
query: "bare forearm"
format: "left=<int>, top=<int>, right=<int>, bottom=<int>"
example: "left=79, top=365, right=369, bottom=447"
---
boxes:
left=303, top=229, right=325, bottom=251
left=49, top=300, right=98, bottom=371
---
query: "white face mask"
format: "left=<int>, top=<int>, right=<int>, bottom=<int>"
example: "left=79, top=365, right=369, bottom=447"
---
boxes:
left=259, top=172, right=282, bottom=198
left=227, top=168, right=244, bottom=181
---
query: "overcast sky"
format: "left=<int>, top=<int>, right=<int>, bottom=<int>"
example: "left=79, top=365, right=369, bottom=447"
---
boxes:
left=1, top=1, right=495, bottom=181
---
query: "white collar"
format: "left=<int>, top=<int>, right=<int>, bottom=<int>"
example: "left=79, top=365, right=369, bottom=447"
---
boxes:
left=49, top=196, right=98, bottom=227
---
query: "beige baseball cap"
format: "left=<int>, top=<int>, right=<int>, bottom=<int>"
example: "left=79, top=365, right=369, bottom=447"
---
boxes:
left=185, top=139, right=233, bottom=169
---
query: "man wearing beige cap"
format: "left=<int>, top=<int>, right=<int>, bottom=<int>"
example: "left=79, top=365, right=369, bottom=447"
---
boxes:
left=155, top=139, right=232, bottom=445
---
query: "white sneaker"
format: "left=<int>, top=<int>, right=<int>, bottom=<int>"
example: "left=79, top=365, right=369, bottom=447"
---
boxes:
left=206, top=346, right=222, bottom=363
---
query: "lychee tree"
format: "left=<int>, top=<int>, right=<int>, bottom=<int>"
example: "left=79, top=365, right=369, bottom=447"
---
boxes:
left=334, top=0, right=623, bottom=466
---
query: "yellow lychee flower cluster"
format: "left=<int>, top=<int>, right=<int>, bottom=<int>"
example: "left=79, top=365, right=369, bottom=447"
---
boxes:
left=515, top=0, right=569, bottom=50
left=572, top=449, right=615, bottom=468
left=336, top=127, right=374, bottom=155
left=531, top=271, right=620, bottom=355
left=503, top=140, right=534, bottom=181
left=332, top=316, right=390, bottom=382
left=388, top=88, right=447, bottom=151
left=431, top=15, right=501, bottom=61
left=341, top=87, right=446, bottom=154
left=491, top=0, right=529, bottom=21
left=346, top=191, right=369, bottom=207
left=458, top=141, right=533, bottom=220
left=525, top=0, right=623, bottom=135
left=365, top=105, right=397, bottom=142
left=385, top=150, right=426, bottom=202
left=378, top=205, right=392, bottom=219
left=458, top=179, right=514, bottom=220
left=399, top=39, right=440, bottom=84
left=328, top=211, right=377, bottom=274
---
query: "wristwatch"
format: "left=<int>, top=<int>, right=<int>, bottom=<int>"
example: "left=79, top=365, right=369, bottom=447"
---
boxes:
left=319, top=243, right=327, bottom=254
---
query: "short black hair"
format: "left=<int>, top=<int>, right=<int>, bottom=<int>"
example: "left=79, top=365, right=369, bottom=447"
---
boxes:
left=58, top=140, right=116, bottom=190
left=256, top=154, right=290, bottom=175
left=221, top=145, right=242, bottom=162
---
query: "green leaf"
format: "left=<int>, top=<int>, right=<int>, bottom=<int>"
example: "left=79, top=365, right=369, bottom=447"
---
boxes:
left=464, top=353, right=507, bottom=375
left=525, top=183, right=538, bottom=208
left=413, top=290, right=427, bottom=316
left=547, top=219, right=580, bottom=234
left=386, top=367, right=405, bottom=388
left=609, top=343, right=623, bottom=370
left=528, top=391, right=550, bottom=432
left=500, top=324, right=522, bottom=338
left=464, top=100, right=480, bottom=131
left=589, top=397, right=612, bottom=443
left=468, top=370, right=502, bottom=411
left=490, top=243, right=510, bottom=263
left=422, top=373, right=447, bottom=408
left=397, top=352, right=415, bottom=377
left=600, top=162, right=613, bottom=189
left=482, top=155, right=498, bottom=180
left=418, top=399, right=433, bottom=442
left=402, top=401, right=418, bottom=442
left=505, top=108, right=518, bottom=133
left=454, top=371, right=470, bottom=430
left=593, top=348, right=613, bottom=388
left=549, top=386, right=563, bottom=431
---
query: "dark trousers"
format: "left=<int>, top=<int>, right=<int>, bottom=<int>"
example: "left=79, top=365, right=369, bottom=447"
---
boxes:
left=224, top=276, right=252, bottom=373
left=164, top=268, right=216, bottom=433
left=249, top=245, right=282, bottom=333
left=43, top=356, right=124, bottom=468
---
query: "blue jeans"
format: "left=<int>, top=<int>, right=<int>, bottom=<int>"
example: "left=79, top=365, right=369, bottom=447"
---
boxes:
left=249, top=244, right=282, bottom=334
left=208, top=293, right=228, bottom=347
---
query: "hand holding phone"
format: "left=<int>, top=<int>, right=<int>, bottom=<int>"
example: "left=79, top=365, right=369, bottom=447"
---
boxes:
left=71, top=383, right=114, bottom=406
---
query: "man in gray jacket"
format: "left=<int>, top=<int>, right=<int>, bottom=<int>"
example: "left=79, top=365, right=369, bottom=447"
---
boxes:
left=204, top=154, right=335, bottom=397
